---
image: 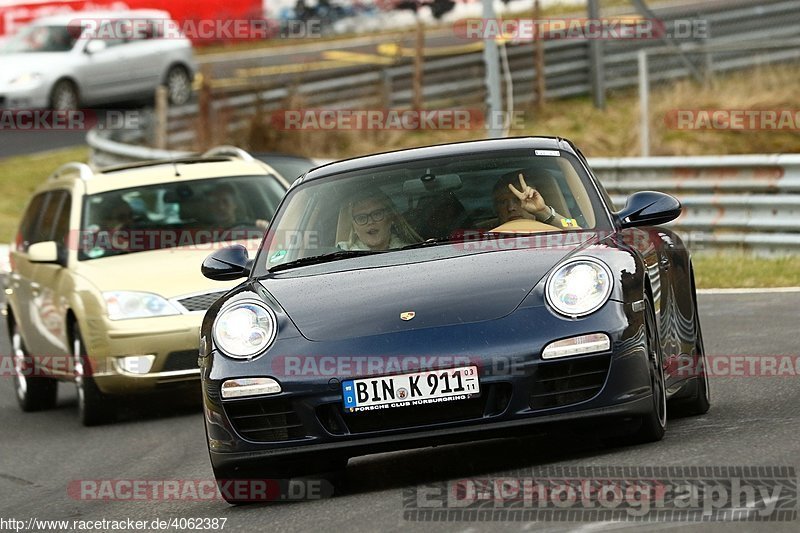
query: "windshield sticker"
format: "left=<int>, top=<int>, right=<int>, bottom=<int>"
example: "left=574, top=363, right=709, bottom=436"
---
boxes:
left=561, top=218, right=579, bottom=228
left=269, top=250, right=288, bottom=263
left=535, top=150, right=560, bottom=157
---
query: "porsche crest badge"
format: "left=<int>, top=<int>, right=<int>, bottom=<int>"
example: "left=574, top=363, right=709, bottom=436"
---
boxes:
left=400, top=311, right=416, bottom=321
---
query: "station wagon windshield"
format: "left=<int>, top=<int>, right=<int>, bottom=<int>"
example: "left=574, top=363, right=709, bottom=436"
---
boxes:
left=79, top=175, right=285, bottom=260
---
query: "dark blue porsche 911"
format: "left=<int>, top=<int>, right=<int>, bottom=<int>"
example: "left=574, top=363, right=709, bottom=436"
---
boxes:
left=199, top=137, right=710, bottom=503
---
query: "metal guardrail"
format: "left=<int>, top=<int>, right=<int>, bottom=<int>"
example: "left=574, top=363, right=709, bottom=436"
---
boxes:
left=592, top=154, right=800, bottom=254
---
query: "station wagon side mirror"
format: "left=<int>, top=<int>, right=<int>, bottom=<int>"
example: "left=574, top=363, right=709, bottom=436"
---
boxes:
left=202, top=245, right=251, bottom=281
left=615, top=191, right=682, bottom=229
left=85, top=40, right=107, bottom=55
left=28, top=241, right=59, bottom=263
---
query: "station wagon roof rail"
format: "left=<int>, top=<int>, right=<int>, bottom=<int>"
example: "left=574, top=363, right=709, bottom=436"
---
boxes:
left=202, top=146, right=255, bottom=162
left=49, top=162, right=95, bottom=182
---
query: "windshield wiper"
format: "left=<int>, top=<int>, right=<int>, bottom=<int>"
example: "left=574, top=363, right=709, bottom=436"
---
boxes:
left=269, top=249, right=386, bottom=272
left=397, top=237, right=464, bottom=251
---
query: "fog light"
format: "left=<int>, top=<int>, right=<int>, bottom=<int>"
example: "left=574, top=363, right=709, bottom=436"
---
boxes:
left=542, top=333, right=611, bottom=360
left=116, top=355, right=156, bottom=374
left=221, top=377, right=282, bottom=399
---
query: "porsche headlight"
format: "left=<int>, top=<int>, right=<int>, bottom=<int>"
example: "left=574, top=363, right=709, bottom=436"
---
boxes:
left=546, top=258, right=613, bottom=318
left=104, top=291, right=181, bottom=320
left=213, top=300, right=276, bottom=359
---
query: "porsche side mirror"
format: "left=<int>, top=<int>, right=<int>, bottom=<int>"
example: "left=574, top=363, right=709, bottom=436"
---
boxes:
left=202, top=245, right=251, bottom=281
left=616, top=191, right=682, bottom=229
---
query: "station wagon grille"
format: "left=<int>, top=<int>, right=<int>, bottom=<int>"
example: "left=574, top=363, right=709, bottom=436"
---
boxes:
left=176, top=291, right=227, bottom=312
left=224, top=399, right=305, bottom=442
left=529, top=355, right=611, bottom=410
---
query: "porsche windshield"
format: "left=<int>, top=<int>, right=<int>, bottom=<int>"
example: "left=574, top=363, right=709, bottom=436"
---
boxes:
left=259, top=150, right=609, bottom=272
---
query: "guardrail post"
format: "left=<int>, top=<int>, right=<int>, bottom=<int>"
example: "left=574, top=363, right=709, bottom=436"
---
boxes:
left=587, top=0, right=606, bottom=110
left=638, top=49, right=650, bottom=157
left=381, top=70, right=393, bottom=109
left=154, top=85, right=168, bottom=150
left=197, top=67, right=212, bottom=151
left=413, top=16, right=424, bottom=111
left=533, top=0, right=546, bottom=110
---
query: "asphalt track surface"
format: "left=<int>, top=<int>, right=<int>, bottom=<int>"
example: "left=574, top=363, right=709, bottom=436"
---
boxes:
left=0, top=291, right=799, bottom=532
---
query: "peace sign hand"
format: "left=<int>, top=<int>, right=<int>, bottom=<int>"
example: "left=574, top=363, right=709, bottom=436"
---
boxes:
left=507, top=173, right=548, bottom=216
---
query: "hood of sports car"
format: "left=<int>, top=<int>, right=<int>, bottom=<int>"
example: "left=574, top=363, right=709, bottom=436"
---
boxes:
left=262, top=239, right=595, bottom=341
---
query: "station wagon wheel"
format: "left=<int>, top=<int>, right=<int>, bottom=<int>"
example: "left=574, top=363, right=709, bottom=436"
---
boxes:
left=50, top=80, right=79, bottom=111
left=166, top=66, right=192, bottom=106
left=72, top=323, right=114, bottom=426
left=11, top=319, right=57, bottom=412
left=632, top=299, right=667, bottom=443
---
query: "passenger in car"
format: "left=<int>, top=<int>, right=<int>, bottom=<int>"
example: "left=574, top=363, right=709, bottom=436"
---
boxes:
left=338, top=189, right=421, bottom=251
left=101, top=197, right=136, bottom=251
left=207, top=184, right=241, bottom=228
left=493, top=170, right=572, bottom=227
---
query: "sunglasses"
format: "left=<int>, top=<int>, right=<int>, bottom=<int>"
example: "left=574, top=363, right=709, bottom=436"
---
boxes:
left=352, top=208, right=388, bottom=226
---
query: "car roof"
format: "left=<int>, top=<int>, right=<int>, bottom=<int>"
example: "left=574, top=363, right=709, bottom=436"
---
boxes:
left=302, top=137, right=576, bottom=183
left=39, top=158, right=283, bottom=196
left=31, top=10, right=172, bottom=26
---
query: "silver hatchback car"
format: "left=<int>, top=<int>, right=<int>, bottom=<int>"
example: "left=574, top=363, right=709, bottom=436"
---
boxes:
left=0, top=9, right=196, bottom=110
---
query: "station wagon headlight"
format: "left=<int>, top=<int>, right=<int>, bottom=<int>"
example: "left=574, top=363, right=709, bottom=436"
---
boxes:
left=213, top=300, right=276, bottom=359
left=104, top=291, right=181, bottom=320
left=546, top=258, right=613, bottom=318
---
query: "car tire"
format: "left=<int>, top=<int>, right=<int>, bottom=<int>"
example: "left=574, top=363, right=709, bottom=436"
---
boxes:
left=632, top=299, right=667, bottom=443
left=11, top=319, right=58, bottom=412
left=212, top=457, right=346, bottom=505
left=165, top=66, right=192, bottom=106
left=670, top=270, right=711, bottom=417
left=72, top=323, right=115, bottom=426
left=50, top=79, right=79, bottom=111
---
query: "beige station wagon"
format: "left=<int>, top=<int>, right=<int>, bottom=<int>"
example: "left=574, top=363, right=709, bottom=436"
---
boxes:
left=5, top=147, right=293, bottom=425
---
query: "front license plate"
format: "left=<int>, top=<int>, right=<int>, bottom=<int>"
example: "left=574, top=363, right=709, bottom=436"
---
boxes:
left=342, top=365, right=480, bottom=412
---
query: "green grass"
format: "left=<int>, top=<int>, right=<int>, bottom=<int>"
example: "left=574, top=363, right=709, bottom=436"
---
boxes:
left=693, top=254, right=800, bottom=289
left=0, top=147, right=89, bottom=242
